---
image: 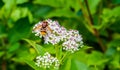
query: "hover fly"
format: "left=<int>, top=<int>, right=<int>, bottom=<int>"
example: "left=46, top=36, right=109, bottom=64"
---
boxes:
left=33, top=20, right=52, bottom=37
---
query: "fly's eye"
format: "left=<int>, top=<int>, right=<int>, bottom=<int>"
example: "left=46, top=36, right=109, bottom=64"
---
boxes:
left=42, top=21, right=48, bottom=28
left=43, top=21, right=47, bottom=23
left=45, top=21, right=47, bottom=23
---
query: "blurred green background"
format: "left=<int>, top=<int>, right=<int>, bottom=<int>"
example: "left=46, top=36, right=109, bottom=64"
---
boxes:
left=0, top=0, right=120, bottom=70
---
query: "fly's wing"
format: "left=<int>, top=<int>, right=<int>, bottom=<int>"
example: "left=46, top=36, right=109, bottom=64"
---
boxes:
left=33, top=25, right=42, bottom=31
left=32, top=25, right=42, bottom=37
left=46, top=26, right=52, bottom=34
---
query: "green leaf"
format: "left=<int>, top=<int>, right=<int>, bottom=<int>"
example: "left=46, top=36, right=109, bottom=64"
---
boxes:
left=65, top=0, right=80, bottom=12
left=24, top=59, right=39, bottom=70
left=71, top=58, right=89, bottom=70
left=112, top=33, right=120, bottom=40
left=80, top=45, right=93, bottom=51
left=105, top=47, right=116, bottom=57
left=0, top=51, right=5, bottom=57
left=88, top=0, right=100, bottom=14
left=33, top=0, right=80, bottom=13
left=64, top=58, right=71, bottom=70
left=8, top=18, right=31, bottom=43
left=16, top=0, right=28, bottom=4
left=0, top=34, right=7, bottom=39
left=60, top=57, right=71, bottom=70
left=1, top=0, right=16, bottom=18
left=46, top=8, right=77, bottom=18
left=108, top=39, right=120, bottom=47
left=72, top=51, right=88, bottom=64
left=11, top=7, right=30, bottom=21
left=0, top=0, right=3, bottom=8
left=2, top=0, right=16, bottom=8
left=24, top=39, right=45, bottom=55
left=11, top=8, right=21, bottom=21
left=8, top=42, right=20, bottom=52
left=13, top=51, right=39, bottom=70
left=102, top=6, right=120, bottom=18
left=35, top=44, right=45, bottom=55
left=33, top=0, right=63, bottom=8
left=3, top=0, right=28, bottom=4
left=97, top=6, right=120, bottom=30
left=110, top=53, right=120, bottom=69
left=112, top=6, right=120, bottom=17
left=43, top=44, right=56, bottom=54
left=12, top=45, right=36, bottom=61
left=109, top=20, right=120, bottom=33
left=33, top=6, right=52, bottom=18
left=111, top=0, right=120, bottom=4
left=28, top=12, right=33, bottom=23
left=87, top=51, right=104, bottom=66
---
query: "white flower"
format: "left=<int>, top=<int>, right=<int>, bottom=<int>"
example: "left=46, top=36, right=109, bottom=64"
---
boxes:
left=35, top=52, right=60, bottom=69
left=33, top=19, right=83, bottom=53
left=62, top=30, right=83, bottom=53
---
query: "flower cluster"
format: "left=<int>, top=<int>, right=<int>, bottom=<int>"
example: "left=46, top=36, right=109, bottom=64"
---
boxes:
left=35, top=52, right=60, bottom=69
left=32, top=19, right=83, bottom=53
left=62, top=30, right=83, bottom=53
left=43, top=19, right=67, bottom=45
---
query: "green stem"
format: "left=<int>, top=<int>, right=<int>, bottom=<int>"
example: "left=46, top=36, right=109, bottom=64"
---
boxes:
left=94, top=65, right=98, bottom=70
left=2, top=61, right=6, bottom=70
left=85, top=0, right=106, bottom=52
left=1, top=38, right=6, bottom=70
left=79, top=0, right=106, bottom=52
left=60, top=52, right=69, bottom=64
left=55, top=44, right=59, bottom=58
left=84, top=0, right=94, bottom=25
left=98, top=0, right=103, bottom=25
left=79, top=0, right=95, bottom=34
left=1, top=38, right=5, bottom=47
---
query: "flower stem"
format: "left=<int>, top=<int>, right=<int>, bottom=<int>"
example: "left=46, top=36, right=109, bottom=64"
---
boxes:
left=2, top=61, right=6, bottom=70
left=60, top=52, right=69, bottom=64
left=55, top=44, right=59, bottom=58
left=79, top=0, right=106, bottom=52
left=1, top=38, right=6, bottom=70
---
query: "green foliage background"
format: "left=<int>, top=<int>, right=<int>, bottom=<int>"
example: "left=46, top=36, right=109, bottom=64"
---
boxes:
left=0, top=0, right=120, bottom=70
